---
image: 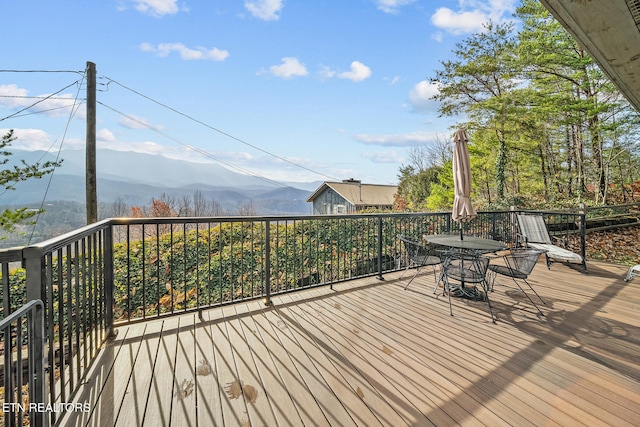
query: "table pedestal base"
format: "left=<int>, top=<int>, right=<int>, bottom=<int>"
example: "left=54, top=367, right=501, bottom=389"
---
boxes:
left=449, top=285, right=484, bottom=301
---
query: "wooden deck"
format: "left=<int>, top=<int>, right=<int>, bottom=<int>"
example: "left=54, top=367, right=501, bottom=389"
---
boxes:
left=59, top=260, right=640, bottom=426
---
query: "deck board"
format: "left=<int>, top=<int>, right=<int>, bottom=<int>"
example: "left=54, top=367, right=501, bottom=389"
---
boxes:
left=193, top=311, right=223, bottom=427
left=142, top=315, right=181, bottom=427
left=114, top=318, right=165, bottom=427
left=58, top=260, right=640, bottom=426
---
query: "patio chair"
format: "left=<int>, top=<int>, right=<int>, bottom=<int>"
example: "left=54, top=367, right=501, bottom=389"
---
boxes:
left=398, top=235, right=442, bottom=290
left=440, top=251, right=495, bottom=323
left=516, top=214, right=586, bottom=271
left=487, top=248, right=545, bottom=316
left=625, top=264, right=640, bottom=282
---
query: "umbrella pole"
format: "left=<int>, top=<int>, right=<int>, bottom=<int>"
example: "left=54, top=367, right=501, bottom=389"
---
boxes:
left=460, top=225, right=464, bottom=240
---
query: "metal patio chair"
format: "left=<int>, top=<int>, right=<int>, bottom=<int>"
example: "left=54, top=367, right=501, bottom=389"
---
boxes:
left=398, top=235, right=442, bottom=290
left=440, top=251, right=495, bottom=323
left=488, top=248, right=546, bottom=316
left=516, top=213, right=586, bottom=271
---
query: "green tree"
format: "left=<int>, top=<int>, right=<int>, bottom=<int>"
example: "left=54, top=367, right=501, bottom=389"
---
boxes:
left=396, top=140, right=450, bottom=210
left=516, top=0, right=637, bottom=204
left=0, top=130, right=62, bottom=234
left=431, top=21, right=520, bottom=200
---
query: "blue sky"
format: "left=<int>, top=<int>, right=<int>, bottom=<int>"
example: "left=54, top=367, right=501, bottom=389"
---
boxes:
left=0, top=0, right=518, bottom=186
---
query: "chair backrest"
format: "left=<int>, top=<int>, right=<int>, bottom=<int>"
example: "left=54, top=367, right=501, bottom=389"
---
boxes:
left=443, top=251, right=489, bottom=283
left=505, top=248, right=545, bottom=275
left=516, top=214, right=552, bottom=244
left=398, top=234, right=437, bottom=258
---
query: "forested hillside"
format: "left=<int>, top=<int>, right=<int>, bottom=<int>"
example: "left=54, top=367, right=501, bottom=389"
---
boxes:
left=396, top=0, right=640, bottom=212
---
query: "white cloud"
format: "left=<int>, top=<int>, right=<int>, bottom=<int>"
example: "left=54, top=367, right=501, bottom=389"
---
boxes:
left=355, top=130, right=441, bottom=147
left=318, top=65, right=337, bottom=80
left=431, top=7, right=487, bottom=34
left=338, top=61, right=372, bottom=82
left=375, top=0, right=416, bottom=14
left=0, top=84, right=83, bottom=118
left=99, top=139, right=167, bottom=155
left=268, top=57, right=308, bottom=78
left=0, top=84, right=28, bottom=109
left=431, top=0, right=517, bottom=35
left=97, top=128, right=116, bottom=142
left=245, top=0, right=283, bottom=21
left=140, top=42, right=229, bottom=61
left=408, top=80, right=440, bottom=112
left=362, top=150, right=404, bottom=163
left=0, top=128, right=85, bottom=150
left=132, top=0, right=184, bottom=17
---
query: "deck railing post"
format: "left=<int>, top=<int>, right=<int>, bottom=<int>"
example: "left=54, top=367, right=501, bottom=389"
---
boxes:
left=30, top=300, right=47, bottom=427
left=377, top=216, right=384, bottom=280
left=264, top=220, right=272, bottom=306
left=104, top=223, right=115, bottom=337
left=23, top=246, right=45, bottom=305
left=579, top=204, right=587, bottom=270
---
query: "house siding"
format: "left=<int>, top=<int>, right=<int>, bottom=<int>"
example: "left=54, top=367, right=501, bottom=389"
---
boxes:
left=312, top=188, right=355, bottom=214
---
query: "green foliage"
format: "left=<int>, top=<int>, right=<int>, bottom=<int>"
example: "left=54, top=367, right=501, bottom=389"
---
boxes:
left=404, top=1, right=640, bottom=210
left=109, top=218, right=394, bottom=319
left=396, top=165, right=443, bottom=210
left=0, top=267, right=27, bottom=320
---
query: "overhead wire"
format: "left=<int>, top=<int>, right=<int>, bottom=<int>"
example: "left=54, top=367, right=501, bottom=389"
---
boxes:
left=97, top=101, right=288, bottom=188
left=0, top=79, right=83, bottom=123
left=100, top=75, right=341, bottom=182
left=0, top=70, right=83, bottom=74
left=0, top=102, right=85, bottom=119
left=26, top=72, right=87, bottom=243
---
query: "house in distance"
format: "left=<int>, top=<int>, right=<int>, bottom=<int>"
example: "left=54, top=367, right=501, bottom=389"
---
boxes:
left=307, top=179, right=398, bottom=214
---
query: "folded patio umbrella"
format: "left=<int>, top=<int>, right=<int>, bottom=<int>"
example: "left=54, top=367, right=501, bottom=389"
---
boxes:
left=452, top=129, right=477, bottom=237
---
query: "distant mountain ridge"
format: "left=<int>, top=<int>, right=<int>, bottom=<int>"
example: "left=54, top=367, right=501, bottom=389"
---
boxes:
left=3, top=148, right=321, bottom=214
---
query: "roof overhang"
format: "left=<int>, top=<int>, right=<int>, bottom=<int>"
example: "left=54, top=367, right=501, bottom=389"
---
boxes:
left=540, top=0, right=640, bottom=112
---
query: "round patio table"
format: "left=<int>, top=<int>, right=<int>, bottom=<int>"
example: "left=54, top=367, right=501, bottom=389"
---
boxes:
left=424, top=234, right=506, bottom=253
left=424, top=234, right=506, bottom=300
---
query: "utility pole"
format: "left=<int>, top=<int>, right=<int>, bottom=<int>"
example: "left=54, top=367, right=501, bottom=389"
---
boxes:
left=86, top=61, right=97, bottom=224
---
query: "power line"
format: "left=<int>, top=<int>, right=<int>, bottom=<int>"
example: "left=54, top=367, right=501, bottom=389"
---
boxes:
left=28, top=72, right=87, bottom=244
left=0, top=103, right=85, bottom=119
left=0, top=95, right=81, bottom=100
left=0, top=80, right=83, bottom=123
left=97, top=100, right=289, bottom=188
left=101, top=75, right=340, bottom=182
left=0, top=69, right=83, bottom=74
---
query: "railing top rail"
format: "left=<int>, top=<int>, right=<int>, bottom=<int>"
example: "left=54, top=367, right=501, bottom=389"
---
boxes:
left=107, top=210, right=515, bottom=225
left=108, top=213, right=435, bottom=224
left=0, top=246, right=24, bottom=263
left=22, top=218, right=112, bottom=255
left=0, top=299, right=43, bottom=329
left=513, top=209, right=586, bottom=216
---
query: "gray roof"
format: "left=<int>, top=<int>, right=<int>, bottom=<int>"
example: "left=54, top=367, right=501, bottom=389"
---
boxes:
left=307, top=181, right=398, bottom=206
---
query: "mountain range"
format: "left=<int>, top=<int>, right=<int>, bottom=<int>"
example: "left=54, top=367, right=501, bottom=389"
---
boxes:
left=3, top=148, right=322, bottom=215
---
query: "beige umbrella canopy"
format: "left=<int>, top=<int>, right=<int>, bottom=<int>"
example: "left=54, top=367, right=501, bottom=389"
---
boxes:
left=452, top=129, right=477, bottom=230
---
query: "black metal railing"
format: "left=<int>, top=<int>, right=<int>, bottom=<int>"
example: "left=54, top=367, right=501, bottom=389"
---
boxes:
left=0, top=209, right=587, bottom=425
left=584, top=202, right=640, bottom=219
left=0, top=299, right=46, bottom=427
left=14, top=221, right=112, bottom=426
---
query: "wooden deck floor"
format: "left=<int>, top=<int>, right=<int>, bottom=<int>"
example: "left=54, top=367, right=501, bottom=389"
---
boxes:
left=60, top=260, right=640, bottom=426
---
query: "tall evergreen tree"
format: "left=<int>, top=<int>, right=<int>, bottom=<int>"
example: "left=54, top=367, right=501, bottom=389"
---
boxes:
left=431, top=21, right=520, bottom=200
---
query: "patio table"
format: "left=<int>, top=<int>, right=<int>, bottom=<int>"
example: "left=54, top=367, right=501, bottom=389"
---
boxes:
left=424, top=235, right=507, bottom=300
left=424, top=234, right=507, bottom=253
